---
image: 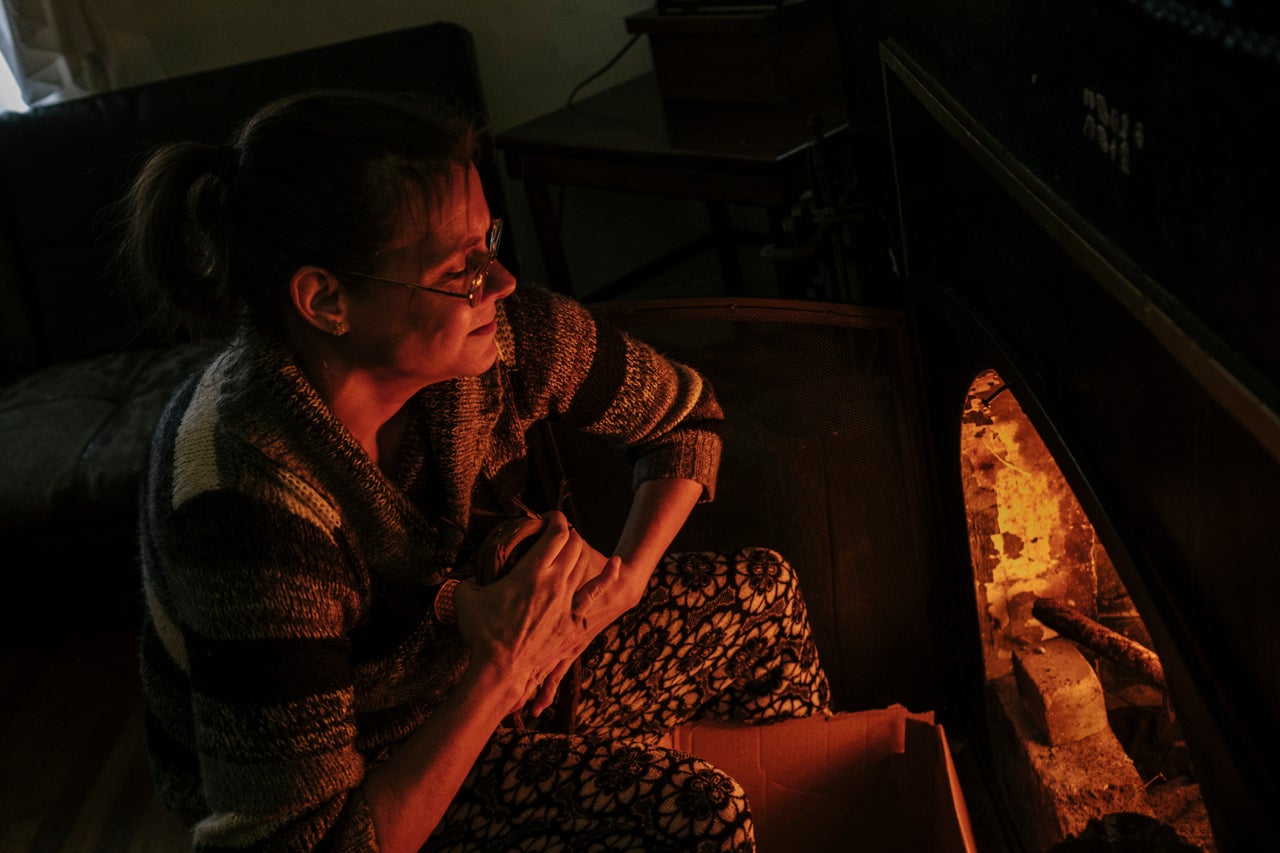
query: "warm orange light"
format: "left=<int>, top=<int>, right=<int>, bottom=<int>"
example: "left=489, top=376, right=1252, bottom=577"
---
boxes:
left=959, top=370, right=1213, bottom=851
left=960, top=369, right=1116, bottom=681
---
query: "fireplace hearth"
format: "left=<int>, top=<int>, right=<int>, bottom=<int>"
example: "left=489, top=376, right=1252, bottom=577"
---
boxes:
left=960, top=368, right=1213, bottom=850
left=874, top=7, right=1280, bottom=849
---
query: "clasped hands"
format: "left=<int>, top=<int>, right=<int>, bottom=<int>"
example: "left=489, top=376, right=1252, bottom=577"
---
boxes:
left=452, top=511, right=638, bottom=720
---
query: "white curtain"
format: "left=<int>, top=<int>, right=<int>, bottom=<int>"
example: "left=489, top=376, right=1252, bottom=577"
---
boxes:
left=1, top=0, right=160, bottom=109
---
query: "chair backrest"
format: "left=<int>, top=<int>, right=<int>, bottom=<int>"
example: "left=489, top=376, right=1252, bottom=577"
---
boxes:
left=552, top=297, right=947, bottom=713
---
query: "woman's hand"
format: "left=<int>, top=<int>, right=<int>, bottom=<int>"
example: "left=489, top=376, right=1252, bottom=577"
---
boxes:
left=524, top=550, right=636, bottom=717
left=452, top=512, right=628, bottom=717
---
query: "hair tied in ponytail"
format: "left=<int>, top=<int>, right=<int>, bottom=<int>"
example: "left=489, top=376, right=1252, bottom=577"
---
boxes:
left=212, top=144, right=240, bottom=184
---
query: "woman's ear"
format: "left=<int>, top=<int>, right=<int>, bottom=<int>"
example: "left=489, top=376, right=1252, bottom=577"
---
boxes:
left=289, top=266, right=349, bottom=336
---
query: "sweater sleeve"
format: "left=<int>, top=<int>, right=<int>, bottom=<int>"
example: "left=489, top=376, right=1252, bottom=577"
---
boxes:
left=154, top=487, right=379, bottom=851
left=503, top=287, right=724, bottom=500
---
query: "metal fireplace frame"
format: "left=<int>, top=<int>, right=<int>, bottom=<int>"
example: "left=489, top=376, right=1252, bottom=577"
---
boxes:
left=881, top=37, right=1279, bottom=852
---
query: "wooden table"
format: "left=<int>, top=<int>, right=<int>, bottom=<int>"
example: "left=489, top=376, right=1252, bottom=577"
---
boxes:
left=496, top=73, right=849, bottom=301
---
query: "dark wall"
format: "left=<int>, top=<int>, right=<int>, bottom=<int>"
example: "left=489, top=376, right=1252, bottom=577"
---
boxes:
left=878, top=0, right=1280, bottom=394
left=0, top=23, right=507, bottom=374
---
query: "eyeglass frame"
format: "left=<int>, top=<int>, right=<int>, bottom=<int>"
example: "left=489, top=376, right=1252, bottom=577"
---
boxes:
left=332, top=218, right=502, bottom=308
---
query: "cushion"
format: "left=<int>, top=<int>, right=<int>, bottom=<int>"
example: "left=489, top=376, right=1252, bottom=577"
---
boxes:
left=0, top=340, right=221, bottom=528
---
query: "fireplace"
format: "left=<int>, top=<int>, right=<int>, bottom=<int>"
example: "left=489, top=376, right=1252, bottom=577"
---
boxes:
left=960, top=367, right=1213, bottom=849
left=875, top=7, right=1280, bottom=849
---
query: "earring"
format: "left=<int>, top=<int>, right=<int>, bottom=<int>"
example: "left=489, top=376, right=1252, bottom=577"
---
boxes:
left=330, top=321, right=349, bottom=337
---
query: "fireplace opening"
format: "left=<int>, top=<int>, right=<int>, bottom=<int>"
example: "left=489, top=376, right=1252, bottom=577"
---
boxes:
left=959, top=368, right=1216, bottom=852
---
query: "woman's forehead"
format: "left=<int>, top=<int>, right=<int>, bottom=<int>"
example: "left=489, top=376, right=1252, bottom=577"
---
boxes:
left=436, top=170, right=491, bottom=244
left=385, top=168, right=489, bottom=261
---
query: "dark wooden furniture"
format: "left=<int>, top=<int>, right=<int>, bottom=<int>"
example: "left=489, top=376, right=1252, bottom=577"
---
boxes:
left=496, top=72, right=849, bottom=301
left=550, top=297, right=944, bottom=716
left=624, top=1, right=842, bottom=105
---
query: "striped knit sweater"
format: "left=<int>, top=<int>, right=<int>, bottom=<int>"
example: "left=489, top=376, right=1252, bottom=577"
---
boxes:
left=138, top=286, right=723, bottom=850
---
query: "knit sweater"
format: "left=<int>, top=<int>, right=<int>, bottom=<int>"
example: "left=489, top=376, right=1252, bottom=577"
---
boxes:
left=138, top=286, right=723, bottom=850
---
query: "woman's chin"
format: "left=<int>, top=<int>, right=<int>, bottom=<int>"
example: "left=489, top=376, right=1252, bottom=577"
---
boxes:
left=465, top=340, right=501, bottom=377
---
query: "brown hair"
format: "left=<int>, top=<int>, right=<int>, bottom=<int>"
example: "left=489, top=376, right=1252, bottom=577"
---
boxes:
left=119, top=89, right=480, bottom=337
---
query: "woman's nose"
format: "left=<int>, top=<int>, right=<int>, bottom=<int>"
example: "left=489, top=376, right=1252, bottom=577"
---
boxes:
left=482, top=260, right=517, bottom=303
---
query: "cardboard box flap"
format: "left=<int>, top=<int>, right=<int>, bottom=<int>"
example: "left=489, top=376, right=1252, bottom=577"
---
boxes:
left=667, top=706, right=975, bottom=852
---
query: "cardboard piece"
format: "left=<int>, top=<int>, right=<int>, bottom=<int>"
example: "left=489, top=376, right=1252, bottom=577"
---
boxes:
left=667, top=706, right=977, bottom=852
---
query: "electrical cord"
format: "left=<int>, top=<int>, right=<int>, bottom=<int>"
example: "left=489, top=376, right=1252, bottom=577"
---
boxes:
left=565, top=34, right=642, bottom=110
left=559, top=33, right=643, bottom=227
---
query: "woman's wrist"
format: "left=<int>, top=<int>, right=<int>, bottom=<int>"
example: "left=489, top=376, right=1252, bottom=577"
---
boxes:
left=605, top=554, right=650, bottom=605
left=460, top=650, right=526, bottom=712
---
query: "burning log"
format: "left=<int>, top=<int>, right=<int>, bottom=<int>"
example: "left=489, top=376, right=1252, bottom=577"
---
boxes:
left=1032, top=597, right=1166, bottom=689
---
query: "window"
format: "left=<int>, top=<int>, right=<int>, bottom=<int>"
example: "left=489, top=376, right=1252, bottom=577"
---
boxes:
left=0, top=10, right=29, bottom=112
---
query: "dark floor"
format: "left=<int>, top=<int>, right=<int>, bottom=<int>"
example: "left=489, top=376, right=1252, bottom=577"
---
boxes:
left=1, top=592, right=189, bottom=852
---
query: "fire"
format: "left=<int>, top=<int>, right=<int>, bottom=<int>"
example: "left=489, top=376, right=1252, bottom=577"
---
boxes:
left=960, top=369, right=1108, bottom=680
left=958, top=368, right=1214, bottom=851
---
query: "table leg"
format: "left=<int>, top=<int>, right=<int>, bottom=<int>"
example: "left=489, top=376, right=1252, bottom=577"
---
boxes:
left=767, top=206, right=811, bottom=299
left=707, top=201, right=744, bottom=295
left=524, top=179, right=575, bottom=297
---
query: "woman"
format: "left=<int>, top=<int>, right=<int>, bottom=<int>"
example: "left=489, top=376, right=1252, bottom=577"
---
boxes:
left=128, top=90, right=829, bottom=852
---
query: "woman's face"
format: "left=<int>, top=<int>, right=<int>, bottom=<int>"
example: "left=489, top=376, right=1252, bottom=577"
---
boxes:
left=342, top=165, right=516, bottom=390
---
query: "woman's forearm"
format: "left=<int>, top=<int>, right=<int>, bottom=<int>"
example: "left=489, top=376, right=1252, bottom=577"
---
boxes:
left=361, top=481, right=704, bottom=851
left=364, top=516, right=591, bottom=851
left=361, top=658, right=518, bottom=853
left=362, top=665, right=514, bottom=851
left=611, top=477, right=704, bottom=601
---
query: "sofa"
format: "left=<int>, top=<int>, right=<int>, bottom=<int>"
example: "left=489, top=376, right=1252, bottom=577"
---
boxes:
left=0, top=22, right=506, bottom=619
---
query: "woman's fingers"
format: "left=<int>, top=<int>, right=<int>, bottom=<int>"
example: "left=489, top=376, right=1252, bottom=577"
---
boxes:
left=466, top=511, right=614, bottom=716
left=571, top=555, right=623, bottom=626
left=509, top=510, right=572, bottom=577
left=517, top=671, right=542, bottom=714
left=529, top=657, right=572, bottom=717
left=563, top=530, right=608, bottom=594
left=521, top=560, right=624, bottom=720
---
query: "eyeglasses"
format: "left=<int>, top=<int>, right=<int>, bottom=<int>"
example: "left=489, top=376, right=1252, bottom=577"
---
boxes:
left=334, top=218, right=502, bottom=308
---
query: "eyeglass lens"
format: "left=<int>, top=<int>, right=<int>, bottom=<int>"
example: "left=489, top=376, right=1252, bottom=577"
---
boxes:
left=468, top=219, right=503, bottom=305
